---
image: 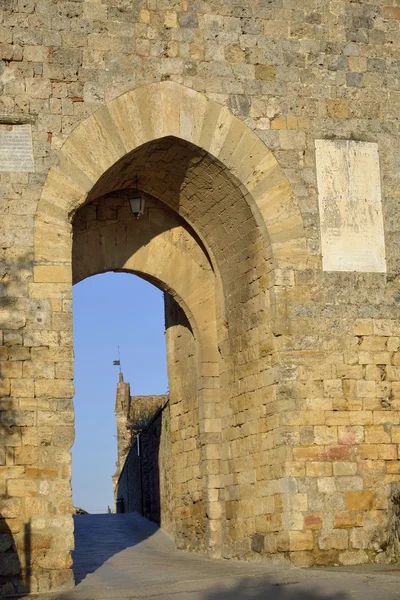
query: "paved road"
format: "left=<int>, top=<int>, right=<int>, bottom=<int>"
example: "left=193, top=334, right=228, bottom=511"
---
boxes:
left=20, top=514, right=400, bottom=599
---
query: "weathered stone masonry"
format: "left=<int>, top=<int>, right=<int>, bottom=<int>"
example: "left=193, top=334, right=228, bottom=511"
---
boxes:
left=114, top=290, right=205, bottom=549
left=115, top=395, right=174, bottom=534
left=112, top=374, right=168, bottom=494
left=1, top=0, right=400, bottom=594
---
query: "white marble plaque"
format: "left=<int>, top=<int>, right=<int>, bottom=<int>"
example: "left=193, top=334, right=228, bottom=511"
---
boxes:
left=0, top=124, right=34, bottom=173
left=315, top=139, right=386, bottom=273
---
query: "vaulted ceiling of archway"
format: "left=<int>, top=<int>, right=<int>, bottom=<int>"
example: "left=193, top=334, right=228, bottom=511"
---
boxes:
left=72, top=192, right=219, bottom=354
left=85, top=136, right=274, bottom=292
left=72, top=136, right=274, bottom=419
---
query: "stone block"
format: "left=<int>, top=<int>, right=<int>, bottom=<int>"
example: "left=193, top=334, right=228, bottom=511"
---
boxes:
left=276, top=531, right=289, bottom=552
left=354, top=320, right=374, bottom=335
left=345, top=492, right=374, bottom=511
left=293, top=447, right=323, bottom=461
left=34, top=380, right=74, bottom=399
left=255, top=65, right=276, bottom=81
left=0, top=310, right=26, bottom=330
left=318, top=529, right=348, bottom=550
left=288, top=530, right=314, bottom=551
left=326, top=99, right=350, bottom=119
left=14, top=445, right=39, bottom=465
left=23, top=361, right=55, bottom=379
left=304, top=514, right=322, bottom=529
left=8, top=479, right=37, bottom=498
left=334, top=512, right=363, bottom=529
left=339, top=550, right=369, bottom=565
left=11, top=378, right=35, bottom=398
left=365, top=426, right=391, bottom=444
left=317, top=478, right=336, bottom=493
left=53, top=427, right=75, bottom=447
left=359, top=444, right=397, bottom=460
left=33, top=265, right=71, bottom=284
left=350, top=528, right=371, bottom=550
left=325, top=446, right=350, bottom=461
left=289, top=550, right=314, bottom=567
left=0, top=361, right=22, bottom=378
left=314, top=426, right=338, bottom=445
left=338, top=426, right=364, bottom=445
left=336, top=477, right=363, bottom=492
left=333, top=462, right=357, bottom=477
left=279, top=130, right=306, bottom=150
left=289, top=493, right=308, bottom=512
left=1, top=410, right=34, bottom=427
left=251, top=533, right=264, bottom=553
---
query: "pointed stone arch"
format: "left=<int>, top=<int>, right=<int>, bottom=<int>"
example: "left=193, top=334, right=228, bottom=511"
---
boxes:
left=31, top=82, right=310, bottom=578
left=35, top=81, right=307, bottom=270
left=72, top=193, right=218, bottom=554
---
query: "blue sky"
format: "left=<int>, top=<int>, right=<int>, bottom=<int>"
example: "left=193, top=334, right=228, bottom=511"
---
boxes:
left=72, top=272, right=168, bottom=513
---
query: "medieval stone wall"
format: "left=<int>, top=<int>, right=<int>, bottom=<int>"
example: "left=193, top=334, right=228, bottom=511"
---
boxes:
left=112, top=377, right=168, bottom=490
left=164, top=293, right=205, bottom=552
left=112, top=376, right=131, bottom=490
left=1, top=0, right=400, bottom=594
left=116, top=401, right=174, bottom=535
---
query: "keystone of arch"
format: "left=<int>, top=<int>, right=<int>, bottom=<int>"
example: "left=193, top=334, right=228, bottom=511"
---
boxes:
left=36, top=81, right=307, bottom=270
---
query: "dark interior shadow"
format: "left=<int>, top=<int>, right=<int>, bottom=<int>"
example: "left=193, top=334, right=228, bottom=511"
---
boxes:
left=72, top=513, right=158, bottom=585
left=0, top=513, right=25, bottom=596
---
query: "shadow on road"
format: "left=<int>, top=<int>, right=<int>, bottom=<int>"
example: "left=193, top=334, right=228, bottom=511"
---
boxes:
left=6, top=513, right=382, bottom=600
left=72, top=513, right=158, bottom=584
left=203, top=577, right=350, bottom=600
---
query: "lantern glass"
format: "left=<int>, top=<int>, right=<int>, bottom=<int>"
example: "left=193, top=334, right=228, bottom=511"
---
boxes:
left=129, top=192, right=145, bottom=218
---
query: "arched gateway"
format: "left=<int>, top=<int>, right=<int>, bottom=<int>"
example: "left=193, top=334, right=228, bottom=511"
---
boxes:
left=31, top=81, right=305, bottom=587
left=2, top=78, right=400, bottom=594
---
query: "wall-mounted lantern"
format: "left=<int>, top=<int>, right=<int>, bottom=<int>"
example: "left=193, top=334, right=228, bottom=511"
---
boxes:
left=129, top=189, right=145, bottom=219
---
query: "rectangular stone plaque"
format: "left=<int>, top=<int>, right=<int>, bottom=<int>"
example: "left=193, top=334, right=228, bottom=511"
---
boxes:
left=0, top=123, right=34, bottom=173
left=315, top=139, right=386, bottom=273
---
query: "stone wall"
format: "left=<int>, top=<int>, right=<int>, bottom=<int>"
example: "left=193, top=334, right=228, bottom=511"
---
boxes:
left=129, top=395, right=169, bottom=433
left=116, top=400, right=174, bottom=535
left=112, top=374, right=131, bottom=490
left=1, top=0, right=400, bottom=593
left=112, top=373, right=167, bottom=490
left=164, top=293, right=205, bottom=552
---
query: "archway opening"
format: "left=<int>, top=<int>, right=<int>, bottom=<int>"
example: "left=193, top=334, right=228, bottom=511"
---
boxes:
left=71, top=272, right=168, bottom=516
left=71, top=180, right=211, bottom=566
left=2, top=82, right=308, bottom=594
left=69, top=131, right=274, bottom=561
left=71, top=271, right=175, bottom=583
left=31, top=80, right=301, bottom=584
